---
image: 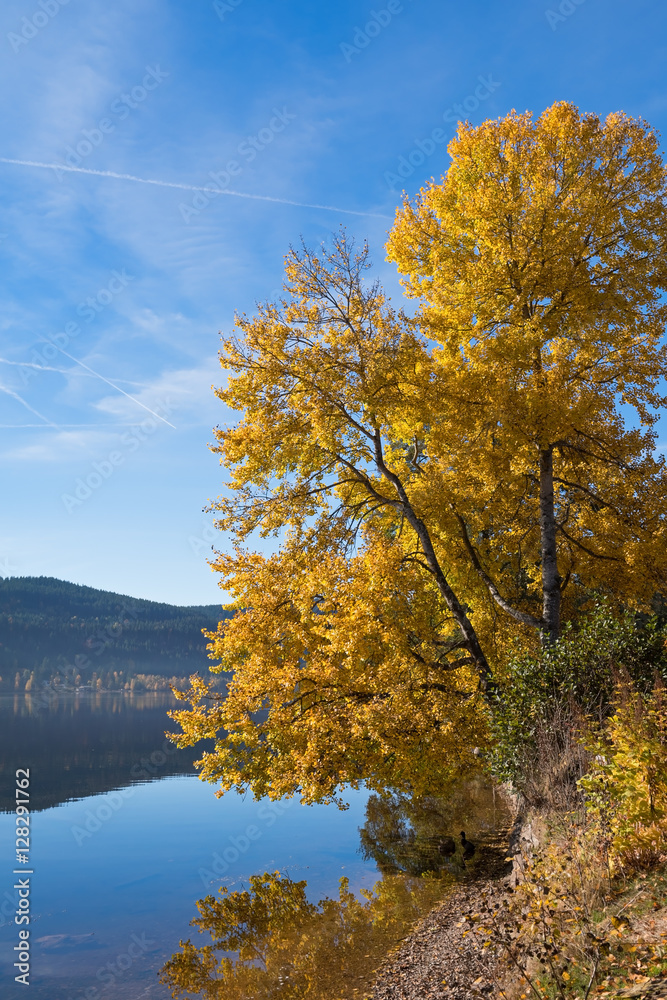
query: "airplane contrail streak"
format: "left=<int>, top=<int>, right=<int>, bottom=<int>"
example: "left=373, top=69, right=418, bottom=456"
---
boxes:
left=54, top=347, right=177, bottom=429
left=0, top=357, right=148, bottom=387
left=0, top=384, right=57, bottom=426
left=0, top=157, right=392, bottom=220
left=0, top=423, right=154, bottom=428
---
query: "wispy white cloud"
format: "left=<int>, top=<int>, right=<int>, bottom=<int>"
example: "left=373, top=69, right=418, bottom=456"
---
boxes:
left=0, top=362, right=224, bottom=462
left=54, top=346, right=176, bottom=428
left=0, top=423, right=155, bottom=428
left=93, top=360, right=222, bottom=424
left=2, top=428, right=118, bottom=463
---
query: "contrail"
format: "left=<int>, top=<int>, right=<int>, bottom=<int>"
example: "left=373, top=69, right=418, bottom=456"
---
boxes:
left=0, top=384, right=57, bottom=426
left=54, top=346, right=177, bottom=429
left=0, top=157, right=392, bottom=220
left=0, top=357, right=148, bottom=387
left=0, top=423, right=154, bottom=428
left=0, top=353, right=174, bottom=426
left=1, top=351, right=176, bottom=427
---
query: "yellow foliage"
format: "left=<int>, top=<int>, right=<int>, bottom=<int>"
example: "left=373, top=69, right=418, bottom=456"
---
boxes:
left=171, top=102, right=667, bottom=805
left=159, top=870, right=450, bottom=1000
left=171, top=537, right=487, bottom=805
left=387, top=101, right=667, bottom=641
left=580, top=686, right=667, bottom=874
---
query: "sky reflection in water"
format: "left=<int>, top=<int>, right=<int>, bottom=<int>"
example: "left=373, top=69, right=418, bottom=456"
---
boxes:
left=0, top=693, right=509, bottom=1000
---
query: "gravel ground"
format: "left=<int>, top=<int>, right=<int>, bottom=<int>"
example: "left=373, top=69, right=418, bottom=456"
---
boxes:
left=370, top=829, right=517, bottom=1000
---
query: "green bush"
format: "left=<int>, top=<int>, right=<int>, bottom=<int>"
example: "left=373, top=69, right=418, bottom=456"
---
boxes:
left=488, top=601, right=667, bottom=788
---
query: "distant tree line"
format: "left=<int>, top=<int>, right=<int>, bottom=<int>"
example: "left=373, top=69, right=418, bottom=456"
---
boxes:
left=0, top=576, right=230, bottom=690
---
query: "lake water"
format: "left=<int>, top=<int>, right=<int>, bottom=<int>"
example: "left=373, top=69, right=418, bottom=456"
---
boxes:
left=0, top=691, right=510, bottom=999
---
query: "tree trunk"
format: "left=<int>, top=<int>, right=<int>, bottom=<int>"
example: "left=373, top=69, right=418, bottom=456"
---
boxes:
left=539, top=446, right=561, bottom=646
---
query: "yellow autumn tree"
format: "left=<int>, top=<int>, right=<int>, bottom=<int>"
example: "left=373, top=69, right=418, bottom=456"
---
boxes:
left=387, top=101, right=667, bottom=644
left=171, top=234, right=490, bottom=805
left=170, top=103, right=667, bottom=806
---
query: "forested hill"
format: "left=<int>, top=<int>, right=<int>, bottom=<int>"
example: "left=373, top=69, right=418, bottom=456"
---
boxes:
left=0, top=576, right=231, bottom=690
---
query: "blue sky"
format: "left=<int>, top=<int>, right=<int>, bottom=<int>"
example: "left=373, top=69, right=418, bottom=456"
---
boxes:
left=0, top=0, right=665, bottom=606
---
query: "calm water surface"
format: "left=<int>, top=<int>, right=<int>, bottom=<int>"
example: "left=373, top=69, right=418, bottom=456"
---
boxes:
left=0, top=692, right=509, bottom=1000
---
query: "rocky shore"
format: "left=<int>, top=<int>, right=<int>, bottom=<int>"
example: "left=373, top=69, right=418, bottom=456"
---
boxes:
left=371, top=816, right=521, bottom=1000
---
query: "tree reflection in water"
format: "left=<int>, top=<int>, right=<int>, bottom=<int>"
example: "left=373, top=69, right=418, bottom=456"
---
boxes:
left=160, top=781, right=510, bottom=999
left=358, top=776, right=507, bottom=876
left=159, top=869, right=451, bottom=999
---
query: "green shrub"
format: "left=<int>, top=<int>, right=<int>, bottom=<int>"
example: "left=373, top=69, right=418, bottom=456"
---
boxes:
left=488, top=601, right=667, bottom=790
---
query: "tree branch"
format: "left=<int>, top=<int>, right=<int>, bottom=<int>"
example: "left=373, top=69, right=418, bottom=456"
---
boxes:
left=453, top=510, right=544, bottom=630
